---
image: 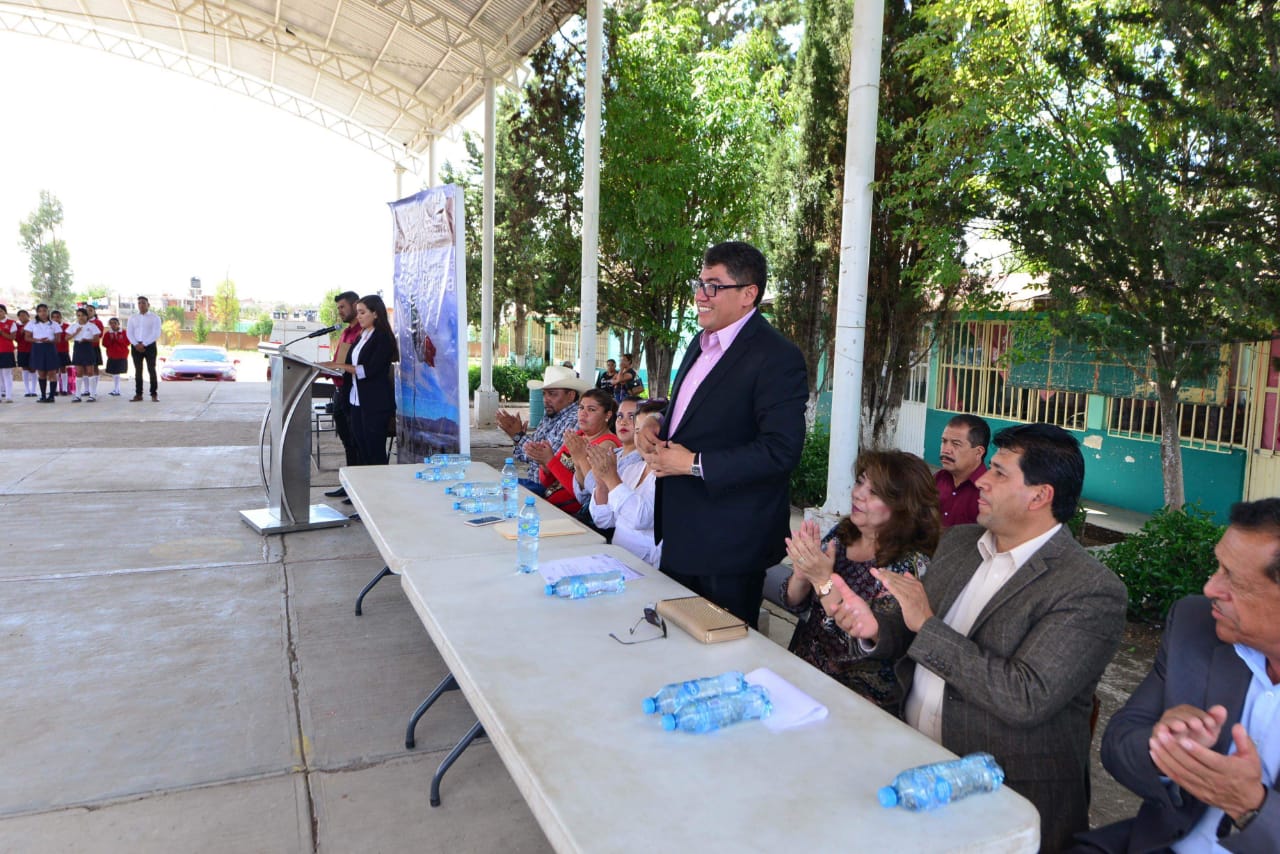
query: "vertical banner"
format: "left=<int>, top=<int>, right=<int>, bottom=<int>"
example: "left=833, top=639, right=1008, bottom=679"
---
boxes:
left=389, top=185, right=469, bottom=462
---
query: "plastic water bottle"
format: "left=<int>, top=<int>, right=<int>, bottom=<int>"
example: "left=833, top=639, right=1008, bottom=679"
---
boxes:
left=643, top=672, right=749, bottom=715
left=501, top=458, right=519, bottom=519
left=452, top=496, right=506, bottom=514
left=416, top=465, right=447, bottom=481
left=543, top=569, right=626, bottom=599
left=445, top=481, right=503, bottom=497
left=878, top=753, right=1004, bottom=811
left=426, top=453, right=471, bottom=466
left=661, top=685, right=772, bottom=733
left=516, top=497, right=540, bottom=574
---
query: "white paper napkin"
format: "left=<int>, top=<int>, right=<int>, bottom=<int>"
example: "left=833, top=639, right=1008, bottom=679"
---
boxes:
left=746, top=667, right=828, bottom=732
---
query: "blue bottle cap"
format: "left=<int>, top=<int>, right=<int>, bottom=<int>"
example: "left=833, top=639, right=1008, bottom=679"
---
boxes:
left=661, top=714, right=677, bottom=731
left=525, top=497, right=535, bottom=505
left=642, top=697, right=658, bottom=714
left=877, top=786, right=898, bottom=808
left=544, top=584, right=555, bottom=596
left=505, top=457, right=514, bottom=463
left=451, top=501, right=462, bottom=510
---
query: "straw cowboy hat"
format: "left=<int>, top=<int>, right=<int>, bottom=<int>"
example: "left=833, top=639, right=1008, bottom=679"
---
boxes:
left=526, top=364, right=593, bottom=394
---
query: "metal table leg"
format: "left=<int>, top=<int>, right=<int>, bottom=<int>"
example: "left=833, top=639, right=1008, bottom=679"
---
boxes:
left=430, top=721, right=485, bottom=807
left=406, top=673, right=460, bottom=749
left=355, top=565, right=393, bottom=616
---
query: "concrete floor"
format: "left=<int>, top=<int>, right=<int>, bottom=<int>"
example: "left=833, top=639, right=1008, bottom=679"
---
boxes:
left=0, top=384, right=1150, bottom=852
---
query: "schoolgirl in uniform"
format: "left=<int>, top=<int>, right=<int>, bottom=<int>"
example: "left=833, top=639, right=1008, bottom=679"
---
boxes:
left=102, top=317, right=130, bottom=396
left=24, top=304, right=62, bottom=403
left=50, top=310, right=71, bottom=395
left=0, top=304, right=16, bottom=403
left=66, top=308, right=102, bottom=401
left=14, top=309, right=36, bottom=397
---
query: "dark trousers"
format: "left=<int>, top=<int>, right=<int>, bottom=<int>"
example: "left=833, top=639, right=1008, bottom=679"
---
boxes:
left=352, top=405, right=392, bottom=467
left=132, top=343, right=158, bottom=396
left=662, top=567, right=767, bottom=630
left=332, top=395, right=362, bottom=468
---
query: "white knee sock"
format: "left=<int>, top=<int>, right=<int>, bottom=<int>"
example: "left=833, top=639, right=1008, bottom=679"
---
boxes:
left=1, top=371, right=12, bottom=399
left=58, top=373, right=67, bottom=393
left=112, top=374, right=121, bottom=393
left=91, top=376, right=99, bottom=395
left=23, top=371, right=36, bottom=394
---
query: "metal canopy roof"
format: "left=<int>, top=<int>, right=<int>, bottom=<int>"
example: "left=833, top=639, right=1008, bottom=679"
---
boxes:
left=0, top=0, right=579, bottom=167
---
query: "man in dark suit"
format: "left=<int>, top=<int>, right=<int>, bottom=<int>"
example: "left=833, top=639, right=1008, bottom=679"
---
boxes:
left=1074, top=498, right=1280, bottom=854
left=639, top=241, right=806, bottom=628
left=826, top=423, right=1128, bottom=852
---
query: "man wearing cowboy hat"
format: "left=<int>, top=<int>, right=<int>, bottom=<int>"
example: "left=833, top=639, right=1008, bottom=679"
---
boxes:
left=497, top=364, right=592, bottom=485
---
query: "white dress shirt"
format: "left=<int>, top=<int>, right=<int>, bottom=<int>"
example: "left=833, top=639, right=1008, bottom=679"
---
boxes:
left=589, top=452, right=660, bottom=567
left=905, top=524, right=1062, bottom=742
left=66, top=322, right=100, bottom=342
left=347, top=329, right=372, bottom=407
left=126, top=311, right=162, bottom=347
left=1173, top=643, right=1280, bottom=853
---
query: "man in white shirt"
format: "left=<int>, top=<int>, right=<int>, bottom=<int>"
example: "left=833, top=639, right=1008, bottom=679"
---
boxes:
left=826, top=423, right=1128, bottom=852
left=1076, top=498, right=1280, bottom=854
left=125, top=296, right=162, bottom=402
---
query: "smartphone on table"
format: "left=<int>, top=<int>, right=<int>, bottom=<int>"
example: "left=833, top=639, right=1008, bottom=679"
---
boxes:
left=464, top=516, right=503, bottom=527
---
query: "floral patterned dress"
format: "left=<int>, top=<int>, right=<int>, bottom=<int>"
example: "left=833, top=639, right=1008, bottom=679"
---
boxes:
left=781, top=526, right=930, bottom=711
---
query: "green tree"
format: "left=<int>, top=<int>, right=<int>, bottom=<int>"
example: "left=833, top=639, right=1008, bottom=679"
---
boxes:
left=318, top=288, right=342, bottom=329
left=599, top=4, right=786, bottom=396
left=163, top=304, right=185, bottom=327
left=161, top=319, right=182, bottom=347
left=920, top=0, right=1280, bottom=507
left=248, top=312, right=273, bottom=338
left=18, top=190, right=74, bottom=308
left=193, top=312, right=210, bottom=343
left=74, top=285, right=109, bottom=304
left=213, top=279, right=239, bottom=332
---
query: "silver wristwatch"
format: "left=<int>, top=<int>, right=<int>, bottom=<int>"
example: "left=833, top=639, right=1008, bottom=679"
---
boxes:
left=689, top=453, right=703, bottom=478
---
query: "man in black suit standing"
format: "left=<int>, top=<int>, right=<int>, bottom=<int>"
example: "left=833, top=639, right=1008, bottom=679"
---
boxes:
left=639, top=241, right=807, bottom=628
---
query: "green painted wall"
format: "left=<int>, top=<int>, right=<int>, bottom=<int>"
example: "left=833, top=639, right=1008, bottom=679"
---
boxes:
left=922, top=409, right=1245, bottom=522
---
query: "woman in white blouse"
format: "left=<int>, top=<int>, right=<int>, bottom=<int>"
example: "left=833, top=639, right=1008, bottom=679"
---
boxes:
left=586, top=399, right=666, bottom=567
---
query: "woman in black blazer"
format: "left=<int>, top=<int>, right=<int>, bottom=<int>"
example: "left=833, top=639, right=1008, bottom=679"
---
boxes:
left=327, top=294, right=398, bottom=466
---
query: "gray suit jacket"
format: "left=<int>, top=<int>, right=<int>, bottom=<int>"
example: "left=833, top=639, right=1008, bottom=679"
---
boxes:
left=868, top=524, right=1128, bottom=853
left=1077, top=596, right=1279, bottom=853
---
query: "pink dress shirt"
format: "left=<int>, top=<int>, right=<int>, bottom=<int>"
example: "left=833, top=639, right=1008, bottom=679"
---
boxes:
left=667, top=309, right=756, bottom=436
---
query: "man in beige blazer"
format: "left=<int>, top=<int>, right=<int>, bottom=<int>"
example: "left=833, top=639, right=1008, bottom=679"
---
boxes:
left=827, top=423, right=1128, bottom=853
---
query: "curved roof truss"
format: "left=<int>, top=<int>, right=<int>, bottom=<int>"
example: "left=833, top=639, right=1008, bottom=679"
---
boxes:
left=0, top=0, right=578, bottom=164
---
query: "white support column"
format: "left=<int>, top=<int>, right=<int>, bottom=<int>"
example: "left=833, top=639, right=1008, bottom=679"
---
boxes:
left=820, top=0, right=884, bottom=521
left=428, top=136, right=438, bottom=187
left=394, top=162, right=406, bottom=199
left=475, top=79, right=500, bottom=427
left=578, top=0, right=603, bottom=380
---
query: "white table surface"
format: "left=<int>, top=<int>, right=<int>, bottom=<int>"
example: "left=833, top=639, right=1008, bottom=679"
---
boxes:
left=340, top=462, right=604, bottom=572
left=398, top=545, right=1040, bottom=854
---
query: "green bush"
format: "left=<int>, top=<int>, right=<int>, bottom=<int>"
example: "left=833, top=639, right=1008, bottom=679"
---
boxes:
left=1102, top=504, right=1223, bottom=623
left=789, top=427, right=830, bottom=509
left=1066, top=504, right=1088, bottom=540
left=466, top=363, right=541, bottom=402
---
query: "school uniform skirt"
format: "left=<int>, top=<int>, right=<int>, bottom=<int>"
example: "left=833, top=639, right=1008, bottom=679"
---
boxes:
left=72, top=342, right=98, bottom=367
left=0, top=352, right=14, bottom=369
left=105, top=357, right=128, bottom=375
left=16, top=351, right=30, bottom=369
left=58, top=350, right=71, bottom=368
left=30, top=342, right=59, bottom=371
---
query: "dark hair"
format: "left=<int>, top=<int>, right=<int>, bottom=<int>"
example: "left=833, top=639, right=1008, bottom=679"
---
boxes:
left=579, top=388, right=618, bottom=432
left=0, top=304, right=6, bottom=313
left=833, top=450, right=941, bottom=565
left=703, top=241, right=767, bottom=306
left=357, top=294, right=399, bottom=362
left=637, top=399, right=667, bottom=417
left=947, top=414, right=991, bottom=453
left=992, top=423, right=1084, bottom=523
left=137, top=295, right=149, bottom=302
left=76, top=307, right=88, bottom=318
left=51, top=310, right=62, bottom=318
left=1229, top=499, right=1280, bottom=584
left=335, top=291, right=360, bottom=305
left=37, top=304, right=48, bottom=311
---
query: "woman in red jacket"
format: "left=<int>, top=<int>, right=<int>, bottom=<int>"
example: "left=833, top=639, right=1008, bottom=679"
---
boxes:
left=540, top=388, right=620, bottom=516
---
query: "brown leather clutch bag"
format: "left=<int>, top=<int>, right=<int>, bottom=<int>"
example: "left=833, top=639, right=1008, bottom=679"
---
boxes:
left=655, top=596, right=748, bottom=644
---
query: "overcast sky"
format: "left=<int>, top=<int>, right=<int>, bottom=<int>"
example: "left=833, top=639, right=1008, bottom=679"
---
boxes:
left=0, top=32, right=467, bottom=310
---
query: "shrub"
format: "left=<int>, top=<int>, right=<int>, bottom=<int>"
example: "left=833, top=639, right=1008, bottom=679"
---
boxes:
left=1102, top=504, right=1223, bottom=623
left=1066, top=504, right=1088, bottom=540
left=789, top=427, right=830, bottom=509
left=466, top=363, right=541, bottom=402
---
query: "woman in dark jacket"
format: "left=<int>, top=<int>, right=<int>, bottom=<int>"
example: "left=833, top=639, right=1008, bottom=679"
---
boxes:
left=326, top=294, right=398, bottom=466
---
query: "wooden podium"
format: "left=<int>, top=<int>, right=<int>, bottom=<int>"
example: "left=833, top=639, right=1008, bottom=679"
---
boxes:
left=240, top=342, right=349, bottom=534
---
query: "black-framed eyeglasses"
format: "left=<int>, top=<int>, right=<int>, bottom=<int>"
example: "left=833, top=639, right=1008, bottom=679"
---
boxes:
left=609, top=605, right=666, bottom=645
left=688, top=278, right=754, bottom=299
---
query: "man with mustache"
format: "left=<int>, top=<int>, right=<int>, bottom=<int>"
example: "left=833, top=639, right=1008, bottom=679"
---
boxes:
left=936, top=413, right=990, bottom=527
